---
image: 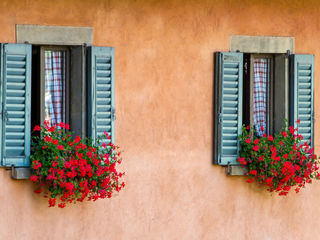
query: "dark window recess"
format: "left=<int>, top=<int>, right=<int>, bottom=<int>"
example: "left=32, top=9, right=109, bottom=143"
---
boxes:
left=243, top=54, right=274, bottom=136
left=243, top=53, right=251, bottom=127
left=31, top=45, right=86, bottom=138
left=31, top=46, right=41, bottom=133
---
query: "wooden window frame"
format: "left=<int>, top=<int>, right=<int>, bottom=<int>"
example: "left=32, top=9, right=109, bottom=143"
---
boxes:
left=40, top=46, right=70, bottom=126
left=249, top=54, right=274, bottom=135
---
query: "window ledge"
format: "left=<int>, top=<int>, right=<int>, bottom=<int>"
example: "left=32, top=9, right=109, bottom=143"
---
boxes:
left=11, top=167, right=31, bottom=180
left=226, top=165, right=248, bottom=176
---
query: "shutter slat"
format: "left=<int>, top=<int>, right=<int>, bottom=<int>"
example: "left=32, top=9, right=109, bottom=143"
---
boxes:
left=0, top=44, right=31, bottom=167
left=290, top=54, right=314, bottom=148
left=214, top=52, right=243, bottom=165
left=6, top=139, right=24, bottom=146
left=6, top=82, right=25, bottom=90
left=6, top=68, right=26, bottom=75
left=7, top=89, right=25, bottom=97
left=7, top=97, right=25, bottom=104
left=97, top=77, right=111, bottom=84
left=6, top=132, right=25, bottom=139
left=88, top=46, right=115, bottom=144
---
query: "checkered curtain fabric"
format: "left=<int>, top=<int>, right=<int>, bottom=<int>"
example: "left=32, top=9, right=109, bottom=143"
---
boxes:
left=253, top=58, right=269, bottom=136
left=44, top=51, right=65, bottom=126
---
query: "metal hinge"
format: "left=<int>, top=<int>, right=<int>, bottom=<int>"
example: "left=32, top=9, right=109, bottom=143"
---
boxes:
left=226, top=162, right=231, bottom=175
left=286, top=50, right=291, bottom=57
left=218, top=112, right=222, bottom=123
left=111, top=108, right=116, bottom=121
left=1, top=103, right=8, bottom=122
left=312, top=111, right=315, bottom=121
left=83, top=43, right=88, bottom=57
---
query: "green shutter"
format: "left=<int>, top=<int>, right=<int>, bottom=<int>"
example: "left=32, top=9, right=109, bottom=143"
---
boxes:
left=214, top=52, right=243, bottom=165
left=0, top=44, right=31, bottom=167
left=87, top=47, right=115, bottom=144
left=290, top=54, right=314, bottom=147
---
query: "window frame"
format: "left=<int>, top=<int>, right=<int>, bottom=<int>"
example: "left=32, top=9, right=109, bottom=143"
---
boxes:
left=249, top=54, right=274, bottom=135
left=39, top=46, right=71, bottom=126
left=214, top=48, right=314, bottom=172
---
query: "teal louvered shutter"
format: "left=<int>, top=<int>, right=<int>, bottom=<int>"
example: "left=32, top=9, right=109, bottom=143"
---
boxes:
left=0, top=44, right=31, bottom=167
left=88, top=47, right=115, bottom=144
left=290, top=54, right=314, bottom=148
left=214, top=52, right=243, bottom=165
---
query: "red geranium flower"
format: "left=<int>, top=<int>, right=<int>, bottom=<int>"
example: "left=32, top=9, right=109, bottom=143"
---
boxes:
left=268, top=135, right=274, bottom=141
left=57, top=145, right=64, bottom=150
left=34, top=188, right=42, bottom=194
left=48, top=126, right=56, bottom=133
left=49, top=198, right=56, bottom=207
left=44, top=136, right=52, bottom=142
left=33, top=161, right=42, bottom=170
left=33, top=125, right=41, bottom=131
left=253, top=145, right=259, bottom=152
left=58, top=203, right=66, bottom=208
left=249, top=170, right=257, bottom=176
left=74, top=136, right=81, bottom=143
left=30, top=121, right=124, bottom=208
left=30, top=175, right=38, bottom=182
left=240, top=123, right=319, bottom=196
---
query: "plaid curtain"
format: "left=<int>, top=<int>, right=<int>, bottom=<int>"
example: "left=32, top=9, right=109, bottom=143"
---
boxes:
left=253, top=58, right=270, bottom=136
left=44, top=51, right=65, bottom=126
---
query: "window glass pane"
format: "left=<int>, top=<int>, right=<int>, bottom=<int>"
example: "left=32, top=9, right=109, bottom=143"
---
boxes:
left=253, top=58, right=270, bottom=136
left=44, top=50, right=66, bottom=126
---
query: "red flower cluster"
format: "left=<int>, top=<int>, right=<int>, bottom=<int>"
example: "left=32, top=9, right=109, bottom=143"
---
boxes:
left=238, top=120, right=319, bottom=196
left=30, top=121, right=125, bottom=208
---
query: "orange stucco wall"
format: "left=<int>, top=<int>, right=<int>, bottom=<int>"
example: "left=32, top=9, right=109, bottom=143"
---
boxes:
left=1, top=0, right=320, bottom=239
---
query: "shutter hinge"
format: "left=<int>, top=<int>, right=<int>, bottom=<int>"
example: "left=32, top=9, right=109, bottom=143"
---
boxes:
left=286, top=50, right=291, bottom=57
left=83, top=43, right=88, bottom=57
left=3, top=109, right=8, bottom=122
left=226, top=162, right=231, bottom=175
left=1, top=103, right=7, bottom=122
left=218, top=112, right=222, bottom=123
left=111, top=108, right=116, bottom=121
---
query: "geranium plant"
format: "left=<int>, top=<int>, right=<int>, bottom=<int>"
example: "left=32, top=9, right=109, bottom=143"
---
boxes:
left=30, top=121, right=125, bottom=208
left=238, top=120, right=319, bottom=196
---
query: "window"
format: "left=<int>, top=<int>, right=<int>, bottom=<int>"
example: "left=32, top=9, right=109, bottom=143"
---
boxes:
left=32, top=46, right=70, bottom=129
left=41, top=47, right=69, bottom=126
left=214, top=49, right=314, bottom=166
left=0, top=43, right=115, bottom=167
left=244, top=54, right=273, bottom=136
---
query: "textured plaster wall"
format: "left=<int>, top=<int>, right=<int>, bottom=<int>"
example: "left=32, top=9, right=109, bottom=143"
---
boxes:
left=0, top=0, right=320, bottom=239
